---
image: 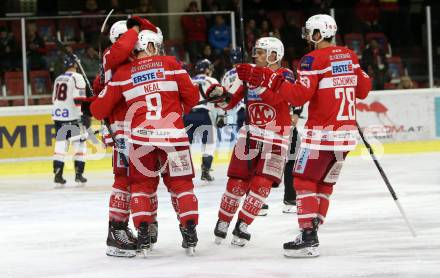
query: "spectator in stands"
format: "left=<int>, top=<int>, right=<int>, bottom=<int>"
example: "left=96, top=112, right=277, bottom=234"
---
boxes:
left=0, top=27, right=19, bottom=71
left=209, top=15, right=231, bottom=56
left=109, top=0, right=124, bottom=14
left=81, top=0, right=103, bottom=45
left=245, top=19, right=257, bottom=54
left=281, top=17, right=305, bottom=62
left=81, top=46, right=100, bottom=83
left=181, top=1, right=207, bottom=64
left=27, top=23, right=47, bottom=70
left=134, top=0, right=155, bottom=13
left=202, top=0, right=220, bottom=26
left=257, top=19, right=272, bottom=38
left=355, top=0, right=381, bottom=33
left=361, top=39, right=388, bottom=90
left=397, top=75, right=415, bottom=89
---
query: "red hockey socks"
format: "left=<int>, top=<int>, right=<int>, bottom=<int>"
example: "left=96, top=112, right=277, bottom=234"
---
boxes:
left=238, top=175, right=272, bottom=225
left=295, top=178, right=319, bottom=229
left=108, top=174, right=130, bottom=222
left=218, top=178, right=249, bottom=223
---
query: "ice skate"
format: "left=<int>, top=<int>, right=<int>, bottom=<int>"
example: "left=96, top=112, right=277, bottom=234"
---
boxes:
left=282, top=200, right=297, bottom=214
left=75, top=174, right=87, bottom=187
left=201, top=167, right=215, bottom=182
left=180, top=220, right=198, bottom=256
left=214, top=219, right=229, bottom=244
left=231, top=219, right=250, bottom=247
left=284, top=226, right=319, bottom=258
left=54, top=173, right=66, bottom=189
left=148, top=221, right=158, bottom=250
left=106, top=221, right=137, bottom=258
left=137, top=222, right=151, bottom=257
left=258, top=203, right=269, bottom=216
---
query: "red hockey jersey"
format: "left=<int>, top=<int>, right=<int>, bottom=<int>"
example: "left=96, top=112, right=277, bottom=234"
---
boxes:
left=226, top=67, right=295, bottom=149
left=92, top=28, right=138, bottom=144
left=91, top=55, right=199, bottom=147
left=261, top=46, right=371, bottom=151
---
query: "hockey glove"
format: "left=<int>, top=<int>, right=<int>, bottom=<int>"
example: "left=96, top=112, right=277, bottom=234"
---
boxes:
left=126, top=16, right=158, bottom=32
left=206, top=84, right=230, bottom=109
left=236, top=63, right=253, bottom=82
left=249, top=66, right=285, bottom=91
left=216, top=115, right=226, bottom=128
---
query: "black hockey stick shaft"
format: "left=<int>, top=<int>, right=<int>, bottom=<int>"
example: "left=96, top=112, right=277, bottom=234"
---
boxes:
left=356, top=122, right=416, bottom=237
left=98, top=9, right=114, bottom=85
left=239, top=0, right=251, bottom=171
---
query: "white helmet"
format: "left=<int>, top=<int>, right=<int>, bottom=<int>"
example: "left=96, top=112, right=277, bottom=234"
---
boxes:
left=109, top=20, right=128, bottom=44
left=302, top=14, right=337, bottom=44
left=252, top=37, right=284, bottom=65
left=135, top=29, right=163, bottom=55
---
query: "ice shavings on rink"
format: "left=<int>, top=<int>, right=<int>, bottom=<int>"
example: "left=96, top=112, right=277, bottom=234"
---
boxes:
left=1, top=152, right=440, bottom=278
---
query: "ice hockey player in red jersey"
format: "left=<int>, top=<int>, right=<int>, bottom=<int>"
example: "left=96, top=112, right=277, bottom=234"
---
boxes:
left=237, top=14, right=372, bottom=257
left=207, top=37, right=295, bottom=246
left=91, top=17, right=160, bottom=257
left=91, top=29, right=200, bottom=256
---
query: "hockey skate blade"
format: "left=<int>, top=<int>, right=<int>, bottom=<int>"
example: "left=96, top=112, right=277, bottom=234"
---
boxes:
left=284, top=247, right=319, bottom=258
left=185, top=247, right=196, bottom=256
left=231, top=236, right=248, bottom=247
left=257, top=209, right=268, bottom=216
left=214, top=236, right=224, bottom=245
left=75, top=182, right=86, bottom=188
left=106, top=246, right=136, bottom=258
left=54, top=183, right=65, bottom=189
left=282, top=205, right=297, bottom=214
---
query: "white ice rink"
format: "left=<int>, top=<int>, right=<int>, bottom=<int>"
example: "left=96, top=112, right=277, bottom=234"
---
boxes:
left=1, top=152, right=440, bottom=278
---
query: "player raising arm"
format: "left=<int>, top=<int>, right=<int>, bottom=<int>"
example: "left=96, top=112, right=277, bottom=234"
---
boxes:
left=91, top=29, right=200, bottom=256
left=237, top=14, right=372, bottom=257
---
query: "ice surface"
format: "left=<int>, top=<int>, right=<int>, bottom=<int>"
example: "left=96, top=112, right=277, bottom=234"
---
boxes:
left=1, top=152, right=440, bottom=278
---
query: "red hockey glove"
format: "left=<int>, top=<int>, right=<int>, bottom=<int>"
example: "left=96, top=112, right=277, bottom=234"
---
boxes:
left=249, top=66, right=285, bottom=91
left=206, top=84, right=230, bottom=108
left=236, top=63, right=253, bottom=82
left=126, top=16, right=158, bottom=32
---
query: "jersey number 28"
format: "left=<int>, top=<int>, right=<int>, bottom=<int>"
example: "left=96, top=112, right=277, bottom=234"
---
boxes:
left=335, top=87, right=355, bottom=121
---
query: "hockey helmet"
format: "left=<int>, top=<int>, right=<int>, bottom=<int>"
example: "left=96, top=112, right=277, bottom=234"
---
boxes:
left=63, top=54, right=78, bottom=68
left=135, top=29, right=163, bottom=55
left=109, top=20, right=128, bottom=44
left=252, top=37, right=284, bottom=65
left=302, top=14, right=337, bottom=44
left=195, top=59, right=213, bottom=74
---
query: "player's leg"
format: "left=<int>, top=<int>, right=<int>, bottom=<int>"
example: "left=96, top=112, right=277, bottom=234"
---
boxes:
left=160, top=146, right=199, bottom=254
left=283, top=149, right=348, bottom=258
left=283, top=127, right=299, bottom=213
left=214, top=137, right=258, bottom=244
left=72, top=136, right=87, bottom=187
left=128, top=144, right=160, bottom=255
left=233, top=142, right=286, bottom=246
left=53, top=121, right=69, bottom=188
left=200, top=112, right=216, bottom=182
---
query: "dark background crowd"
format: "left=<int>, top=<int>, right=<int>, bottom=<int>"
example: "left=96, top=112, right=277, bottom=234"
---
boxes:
left=0, top=0, right=439, bottom=106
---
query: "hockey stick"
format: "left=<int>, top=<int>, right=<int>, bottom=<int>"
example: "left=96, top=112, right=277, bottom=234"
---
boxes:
left=356, top=122, right=417, bottom=237
left=54, top=39, right=129, bottom=167
left=98, top=9, right=114, bottom=85
left=239, top=0, right=251, bottom=171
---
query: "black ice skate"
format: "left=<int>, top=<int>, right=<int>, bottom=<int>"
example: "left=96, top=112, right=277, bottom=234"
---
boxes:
left=201, top=167, right=215, bottom=182
left=231, top=219, right=251, bottom=246
left=75, top=174, right=87, bottom=187
left=106, top=221, right=137, bottom=258
left=214, top=219, right=229, bottom=245
left=148, top=221, right=158, bottom=250
left=258, top=203, right=269, bottom=216
left=282, top=199, right=297, bottom=214
left=180, top=220, right=198, bottom=256
left=283, top=220, right=320, bottom=258
left=137, top=222, right=151, bottom=257
left=54, top=173, right=66, bottom=189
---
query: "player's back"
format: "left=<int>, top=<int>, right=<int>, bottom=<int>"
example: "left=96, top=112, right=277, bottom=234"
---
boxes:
left=52, top=72, right=85, bottom=122
left=303, top=46, right=364, bottom=129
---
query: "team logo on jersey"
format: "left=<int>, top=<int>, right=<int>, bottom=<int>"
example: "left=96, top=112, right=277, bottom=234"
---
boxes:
left=300, top=56, right=314, bottom=70
left=248, top=103, right=276, bottom=126
left=132, top=68, right=165, bottom=85
left=331, top=60, right=353, bottom=75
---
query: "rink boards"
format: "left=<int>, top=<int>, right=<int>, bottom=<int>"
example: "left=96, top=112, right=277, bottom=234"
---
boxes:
left=1, top=88, right=440, bottom=175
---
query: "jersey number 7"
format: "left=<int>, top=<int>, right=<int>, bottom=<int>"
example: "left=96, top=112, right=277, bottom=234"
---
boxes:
left=335, top=87, right=355, bottom=121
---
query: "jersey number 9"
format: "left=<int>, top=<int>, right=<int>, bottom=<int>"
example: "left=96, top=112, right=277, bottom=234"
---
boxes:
left=145, top=93, right=162, bottom=120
